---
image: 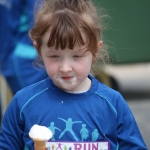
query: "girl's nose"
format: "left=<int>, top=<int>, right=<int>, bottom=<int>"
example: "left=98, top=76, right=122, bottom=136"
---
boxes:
left=59, top=61, right=72, bottom=72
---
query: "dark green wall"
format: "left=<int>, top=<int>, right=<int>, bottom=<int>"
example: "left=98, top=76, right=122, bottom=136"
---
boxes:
left=94, top=1, right=150, bottom=64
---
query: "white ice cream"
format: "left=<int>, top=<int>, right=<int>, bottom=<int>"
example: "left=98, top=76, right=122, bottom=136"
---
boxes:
left=29, top=124, right=53, bottom=141
left=53, top=75, right=78, bottom=89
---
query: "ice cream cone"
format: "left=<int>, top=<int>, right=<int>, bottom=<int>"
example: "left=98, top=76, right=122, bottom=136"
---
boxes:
left=29, top=124, right=53, bottom=150
left=32, top=138, right=46, bottom=150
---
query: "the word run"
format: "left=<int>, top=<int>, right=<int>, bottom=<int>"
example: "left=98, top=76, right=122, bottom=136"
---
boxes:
left=46, top=141, right=109, bottom=150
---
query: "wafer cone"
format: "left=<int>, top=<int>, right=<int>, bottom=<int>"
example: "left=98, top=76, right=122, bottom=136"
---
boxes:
left=29, top=124, right=53, bottom=150
left=32, top=138, right=46, bottom=150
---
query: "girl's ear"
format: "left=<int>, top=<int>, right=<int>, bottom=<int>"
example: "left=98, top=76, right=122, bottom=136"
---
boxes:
left=33, top=41, right=42, bottom=59
left=96, top=40, right=103, bottom=55
left=92, top=40, right=103, bottom=62
left=33, top=41, right=38, bottom=50
left=98, top=40, right=103, bottom=48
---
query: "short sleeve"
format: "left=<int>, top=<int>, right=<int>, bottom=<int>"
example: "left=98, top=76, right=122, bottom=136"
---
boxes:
left=117, top=95, right=147, bottom=149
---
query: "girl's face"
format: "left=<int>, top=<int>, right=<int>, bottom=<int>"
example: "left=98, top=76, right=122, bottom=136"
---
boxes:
left=36, top=31, right=97, bottom=93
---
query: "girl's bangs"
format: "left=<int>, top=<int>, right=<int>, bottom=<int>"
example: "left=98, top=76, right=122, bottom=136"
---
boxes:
left=47, top=10, right=86, bottom=50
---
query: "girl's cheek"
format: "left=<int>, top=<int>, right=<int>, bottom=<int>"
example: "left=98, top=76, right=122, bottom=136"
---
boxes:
left=46, top=65, right=58, bottom=75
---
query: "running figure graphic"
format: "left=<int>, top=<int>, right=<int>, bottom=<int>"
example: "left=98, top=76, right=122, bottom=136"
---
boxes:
left=58, top=118, right=82, bottom=141
left=48, top=122, right=61, bottom=141
left=92, top=129, right=99, bottom=141
left=80, top=124, right=89, bottom=141
left=64, top=145, right=67, bottom=150
left=56, top=143, right=64, bottom=150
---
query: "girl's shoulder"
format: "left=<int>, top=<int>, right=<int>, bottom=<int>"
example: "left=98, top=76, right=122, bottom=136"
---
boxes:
left=12, top=77, right=50, bottom=104
left=93, top=75, right=126, bottom=106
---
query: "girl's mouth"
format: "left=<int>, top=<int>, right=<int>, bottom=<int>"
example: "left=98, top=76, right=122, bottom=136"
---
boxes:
left=61, top=76, right=73, bottom=80
left=53, top=75, right=78, bottom=90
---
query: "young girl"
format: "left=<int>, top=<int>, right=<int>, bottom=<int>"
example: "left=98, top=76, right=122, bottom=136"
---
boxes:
left=0, top=0, right=148, bottom=149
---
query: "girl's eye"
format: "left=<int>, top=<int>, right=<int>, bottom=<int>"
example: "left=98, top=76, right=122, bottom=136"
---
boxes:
left=73, top=55, right=82, bottom=58
left=49, top=55, right=59, bottom=58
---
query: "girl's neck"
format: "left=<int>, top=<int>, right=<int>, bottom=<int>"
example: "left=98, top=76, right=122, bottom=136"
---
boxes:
left=66, top=77, right=91, bottom=93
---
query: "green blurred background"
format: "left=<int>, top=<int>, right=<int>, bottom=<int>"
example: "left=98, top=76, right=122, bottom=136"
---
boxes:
left=94, top=0, right=150, bottom=64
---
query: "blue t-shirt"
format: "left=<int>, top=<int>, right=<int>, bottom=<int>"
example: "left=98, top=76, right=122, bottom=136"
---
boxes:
left=0, top=75, right=147, bottom=150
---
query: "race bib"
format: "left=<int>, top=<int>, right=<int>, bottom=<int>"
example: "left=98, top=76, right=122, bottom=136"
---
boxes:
left=46, top=141, right=110, bottom=150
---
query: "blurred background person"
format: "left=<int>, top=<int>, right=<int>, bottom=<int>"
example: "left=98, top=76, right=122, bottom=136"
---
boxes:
left=0, top=0, right=48, bottom=120
left=0, top=0, right=48, bottom=94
